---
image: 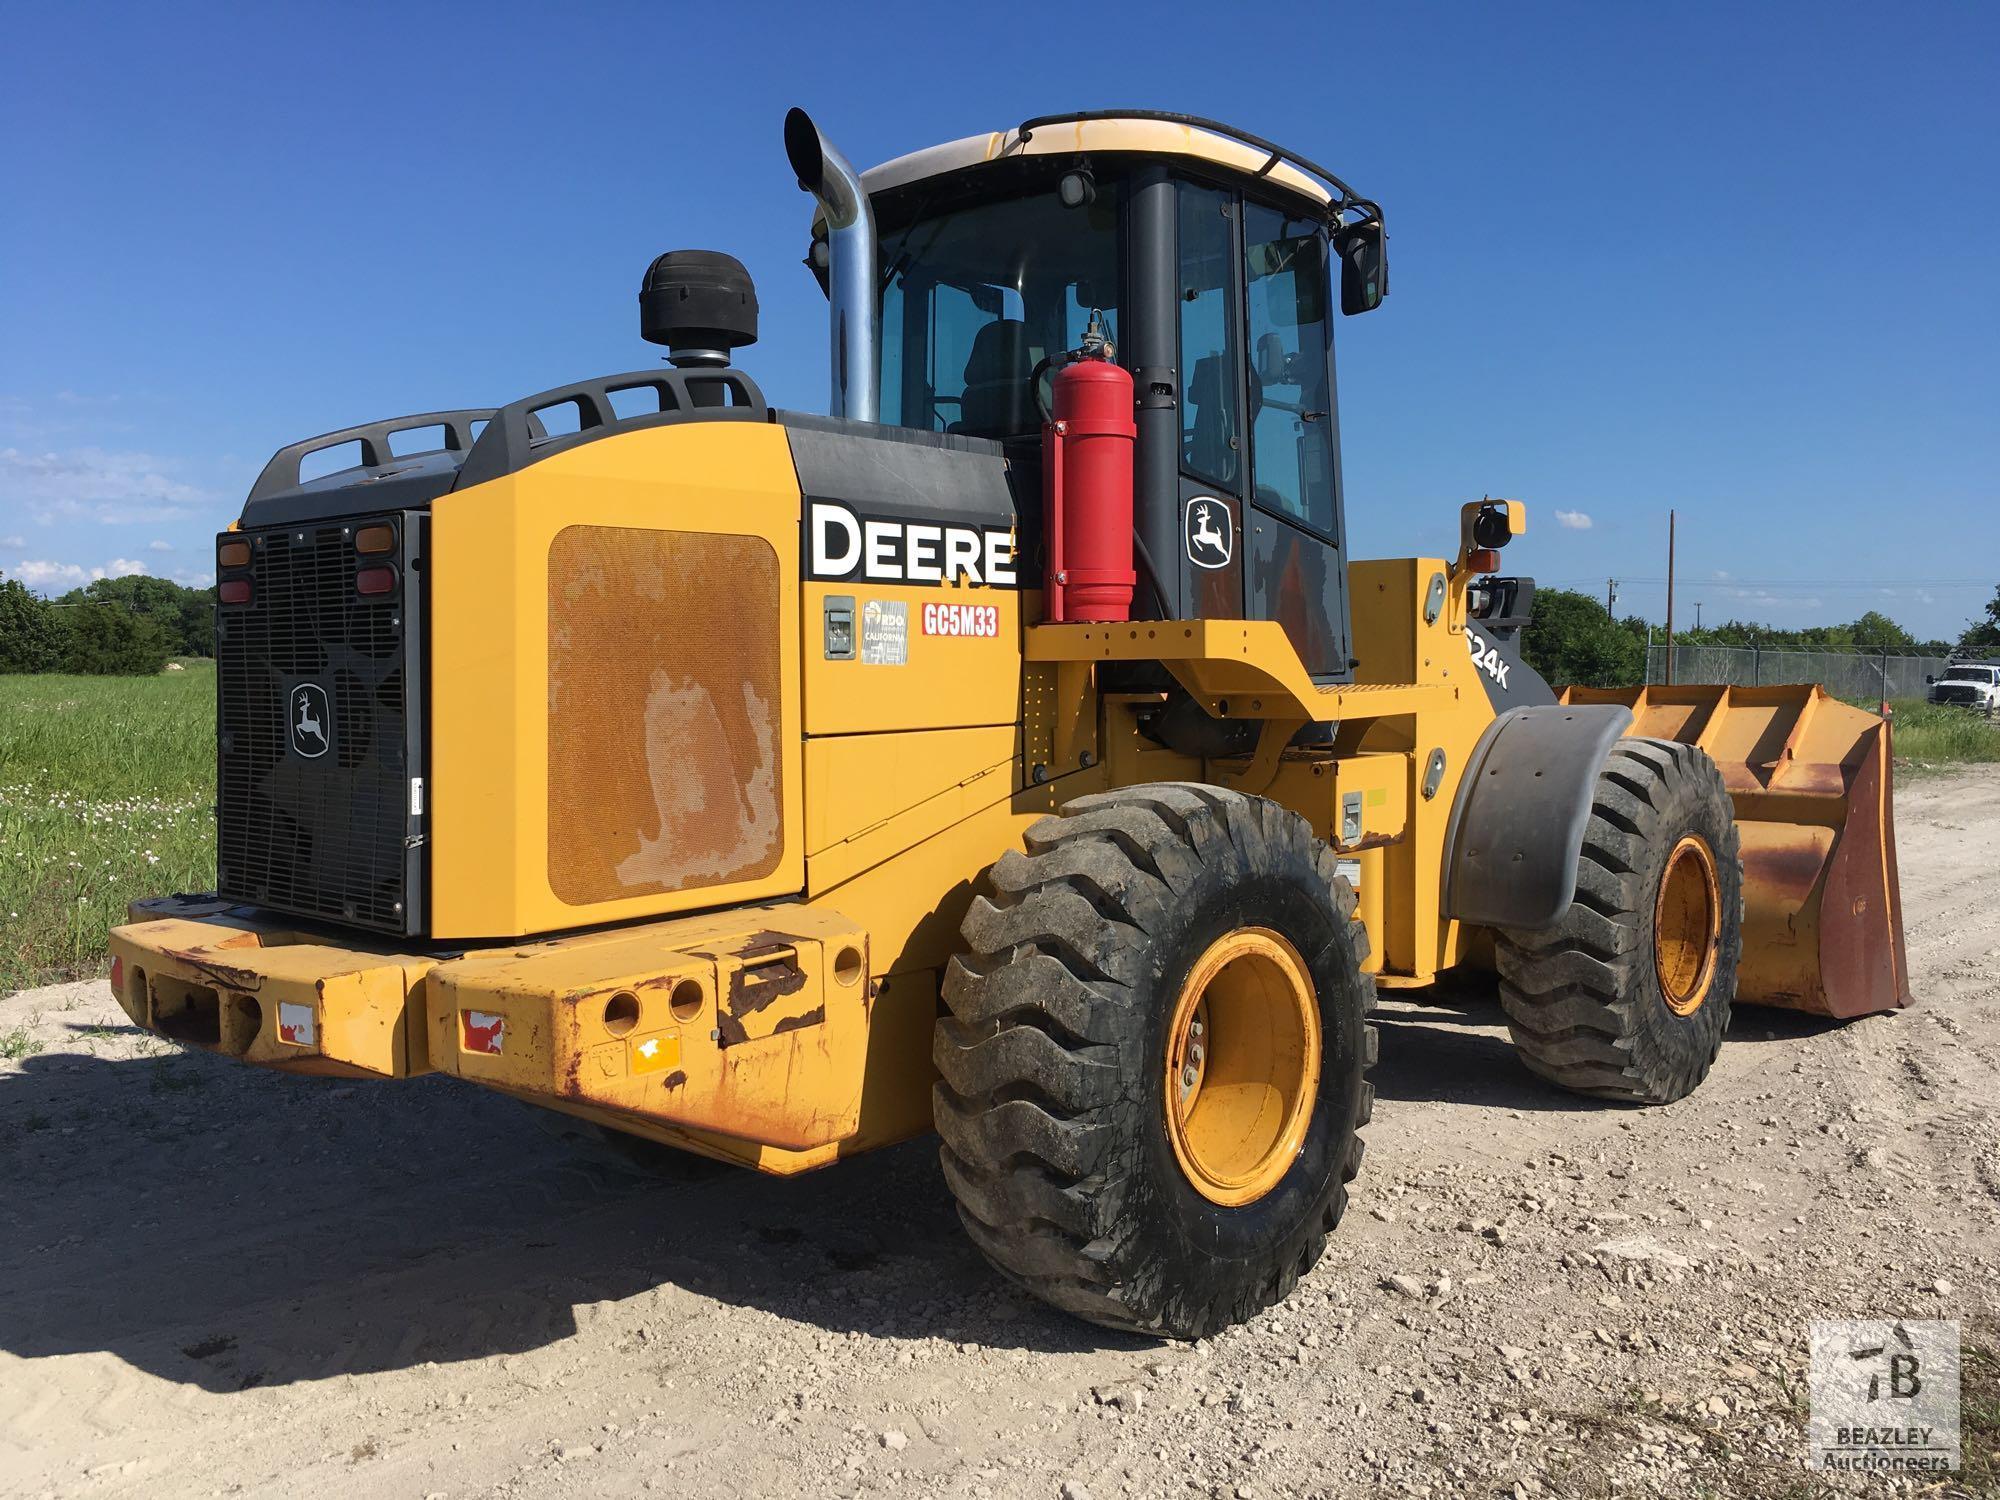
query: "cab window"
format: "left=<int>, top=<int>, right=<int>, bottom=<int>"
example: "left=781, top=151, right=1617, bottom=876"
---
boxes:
left=1178, top=183, right=1242, bottom=491
left=1243, top=200, right=1337, bottom=536
left=879, top=189, right=1120, bottom=438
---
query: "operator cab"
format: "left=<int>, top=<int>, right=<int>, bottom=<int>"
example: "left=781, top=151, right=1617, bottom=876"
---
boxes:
left=800, top=112, right=1387, bottom=682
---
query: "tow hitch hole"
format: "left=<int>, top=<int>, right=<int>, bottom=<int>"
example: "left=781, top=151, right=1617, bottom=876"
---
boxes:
left=669, top=978, right=705, bottom=1023
left=832, top=946, right=864, bottom=987
left=603, top=990, right=641, bottom=1037
left=153, top=981, right=221, bottom=1046
left=224, top=993, right=262, bottom=1056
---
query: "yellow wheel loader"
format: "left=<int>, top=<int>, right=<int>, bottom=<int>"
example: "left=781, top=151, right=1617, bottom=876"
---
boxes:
left=108, top=108, right=1909, bottom=1339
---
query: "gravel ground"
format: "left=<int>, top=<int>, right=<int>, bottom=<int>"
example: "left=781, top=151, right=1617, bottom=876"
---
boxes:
left=1, top=769, right=1994, bottom=1500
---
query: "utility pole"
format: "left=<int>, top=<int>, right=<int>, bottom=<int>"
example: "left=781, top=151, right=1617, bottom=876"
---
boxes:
left=1606, top=578, right=1619, bottom=618
left=1694, top=601, right=1703, bottom=631
left=1665, top=508, right=1677, bottom=685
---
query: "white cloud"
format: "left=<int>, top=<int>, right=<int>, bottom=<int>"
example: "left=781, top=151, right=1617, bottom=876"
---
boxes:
left=1, top=445, right=214, bottom=525
left=1711, top=569, right=1733, bottom=582
left=147, top=538, right=174, bottom=552
left=1552, top=509, right=1592, bottom=530
left=170, top=569, right=215, bottom=588
left=1714, top=587, right=1824, bottom=613
left=12, top=559, right=88, bottom=588
left=8, top=557, right=150, bottom=590
left=0, top=534, right=22, bottom=548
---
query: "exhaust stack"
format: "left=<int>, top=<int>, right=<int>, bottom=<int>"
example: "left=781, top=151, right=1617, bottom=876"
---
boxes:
left=784, top=108, right=878, bottom=423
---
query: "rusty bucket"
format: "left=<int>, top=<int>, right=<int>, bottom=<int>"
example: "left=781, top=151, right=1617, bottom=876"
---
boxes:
left=1560, top=684, right=1910, bottom=1018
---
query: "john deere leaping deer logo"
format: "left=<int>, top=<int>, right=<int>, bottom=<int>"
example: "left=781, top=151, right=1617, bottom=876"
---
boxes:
left=1185, top=496, right=1233, bottom=570
left=290, top=683, right=331, bottom=759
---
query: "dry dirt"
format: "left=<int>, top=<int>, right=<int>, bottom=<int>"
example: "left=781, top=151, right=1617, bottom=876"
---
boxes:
left=2, top=770, right=1995, bottom=1500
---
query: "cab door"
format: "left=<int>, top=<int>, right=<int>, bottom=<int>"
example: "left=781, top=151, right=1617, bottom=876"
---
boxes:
left=1239, top=200, right=1353, bottom=682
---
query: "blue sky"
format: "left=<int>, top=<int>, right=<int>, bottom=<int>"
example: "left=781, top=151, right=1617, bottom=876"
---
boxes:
left=3, top=2, right=1994, bottom=638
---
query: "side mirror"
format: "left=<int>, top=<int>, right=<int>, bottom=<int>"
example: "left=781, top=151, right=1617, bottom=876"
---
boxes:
left=1925, top=674, right=1936, bottom=684
left=1337, top=218, right=1387, bottom=315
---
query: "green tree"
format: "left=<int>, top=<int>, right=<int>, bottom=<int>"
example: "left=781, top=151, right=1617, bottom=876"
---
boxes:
left=0, top=575, right=67, bottom=672
left=1522, top=588, right=1645, bottom=688
left=54, top=574, right=216, bottom=658
left=1844, top=610, right=1916, bottom=651
left=177, top=587, right=217, bottom=655
left=1701, top=618, right=1767, bottom=648
left=58, top=601, right=171, bottom=675
left=1958, top=585, right=2000, bottom=658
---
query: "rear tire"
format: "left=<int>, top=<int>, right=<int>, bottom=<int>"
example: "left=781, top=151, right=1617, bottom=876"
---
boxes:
left=1497, top=739, right=1742, bottom=1104
left=934, top=784, right=1375, bottom=1339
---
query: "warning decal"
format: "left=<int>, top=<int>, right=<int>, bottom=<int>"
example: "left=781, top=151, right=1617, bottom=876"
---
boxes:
left=860, top=600, right=909, bottom=665
left=921, top=603, right=1000, bottom=638
left=461, top=1010, right=506, bottom=1055
left=630, top=1029, right=683, bottom=1075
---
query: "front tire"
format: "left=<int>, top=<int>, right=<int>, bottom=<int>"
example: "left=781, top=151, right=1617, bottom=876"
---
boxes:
left=1497, top=739, right=1742, bottom=1104
left=933, top=784, right=1376, bottom=1339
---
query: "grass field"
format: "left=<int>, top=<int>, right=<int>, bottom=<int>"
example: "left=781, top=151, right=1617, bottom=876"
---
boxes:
left=0, top=663, right=214, bottom=991
left=1886, top=696, right=2000, bottom=773
left=1, top=668, right=1995, bottom=993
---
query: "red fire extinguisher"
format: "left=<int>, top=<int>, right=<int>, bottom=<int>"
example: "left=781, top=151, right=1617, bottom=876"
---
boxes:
left=1043, top=314, right=1135, bottom=624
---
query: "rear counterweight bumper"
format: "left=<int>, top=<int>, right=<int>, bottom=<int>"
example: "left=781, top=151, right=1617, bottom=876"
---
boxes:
left=109, top=901, right=435, bottom=1078
left=108, top=896, right=876, bottom=1161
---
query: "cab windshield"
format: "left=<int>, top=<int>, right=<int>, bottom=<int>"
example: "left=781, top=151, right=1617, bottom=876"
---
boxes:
left=1942, top=667, right=1994, bottom=682
left=879, top=188, right=1120, bottom=439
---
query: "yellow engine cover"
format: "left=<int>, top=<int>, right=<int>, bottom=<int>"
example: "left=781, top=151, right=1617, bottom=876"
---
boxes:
left=427, top=421, right=805, bottom=939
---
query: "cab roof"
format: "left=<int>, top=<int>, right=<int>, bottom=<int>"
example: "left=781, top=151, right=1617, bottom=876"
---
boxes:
left=861, top=112, right=1357, bottom=218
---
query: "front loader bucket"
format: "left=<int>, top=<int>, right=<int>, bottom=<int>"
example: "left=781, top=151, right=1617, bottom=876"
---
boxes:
left=1560, top=684, right=1910, bottom=1018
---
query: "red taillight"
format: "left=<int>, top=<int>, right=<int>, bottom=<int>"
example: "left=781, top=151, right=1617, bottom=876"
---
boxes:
left=355, top=565, right=397, bottom=596
left=218, top=540, right=250, bottom=568
left=355, top=524, right=395, bottom=555
left=110, top=955, right=124, bottom=995
left=219, top=578, right=252, bottom=604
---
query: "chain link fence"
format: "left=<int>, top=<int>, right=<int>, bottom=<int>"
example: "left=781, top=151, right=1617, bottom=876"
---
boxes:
left=1645, top=645, right=1949, bottom=701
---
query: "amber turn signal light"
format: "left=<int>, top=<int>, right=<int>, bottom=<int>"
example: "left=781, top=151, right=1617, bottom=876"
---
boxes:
left=355, top=524, right=395, bottom=555
left=1466, top=548, right=1501, bottom=575
left=218, top=541, right=251, bottom=568
left=355, top=566, right=397, bottom=596
left=219, top=578, right=252, bottom=604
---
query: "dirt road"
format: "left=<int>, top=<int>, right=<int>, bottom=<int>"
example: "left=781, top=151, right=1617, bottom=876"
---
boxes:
left=3, top=771, right=1995, bottom=1499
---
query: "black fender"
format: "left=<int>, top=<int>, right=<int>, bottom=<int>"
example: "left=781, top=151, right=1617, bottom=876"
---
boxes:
left=1442, top=703, right=1636, bottom=930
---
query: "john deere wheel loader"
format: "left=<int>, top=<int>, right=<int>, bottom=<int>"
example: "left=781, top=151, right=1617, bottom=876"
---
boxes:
left=108, top=108, right=1910, bottom=1339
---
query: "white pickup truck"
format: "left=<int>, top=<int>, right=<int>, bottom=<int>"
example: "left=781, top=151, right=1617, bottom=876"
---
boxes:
left=1928, top=661, right=2000, bottom=714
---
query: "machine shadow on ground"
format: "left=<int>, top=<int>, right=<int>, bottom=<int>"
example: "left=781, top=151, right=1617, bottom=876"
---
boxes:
left=1368, top=986, right=1598, bottom=1113
left=1371, top=979, right=1850, bottom=1114
left=0, top=1041, right=1141, bottom=1397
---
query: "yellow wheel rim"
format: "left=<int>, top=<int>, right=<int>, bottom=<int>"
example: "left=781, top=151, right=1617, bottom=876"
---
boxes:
left=1163, top=927, right=1322, bottom=1207
left=1654, top=835, right=1721, bottom=1017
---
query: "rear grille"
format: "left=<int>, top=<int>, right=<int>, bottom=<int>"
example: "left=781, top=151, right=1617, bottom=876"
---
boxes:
left=215, top=516, right=425, bottom=933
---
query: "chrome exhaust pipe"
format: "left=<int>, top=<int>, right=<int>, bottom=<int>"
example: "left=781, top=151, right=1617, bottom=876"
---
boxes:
left=784, top=108, right=879, bottom=423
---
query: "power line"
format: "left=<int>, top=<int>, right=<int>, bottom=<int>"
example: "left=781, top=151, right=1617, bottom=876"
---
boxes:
left=1543, top=576, right=1992, bottom=591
